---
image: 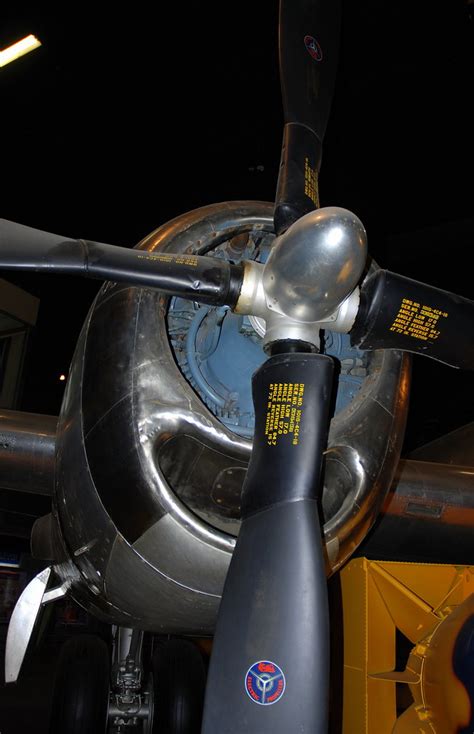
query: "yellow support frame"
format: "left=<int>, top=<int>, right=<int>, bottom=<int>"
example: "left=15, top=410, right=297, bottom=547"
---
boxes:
left=340, top=558, right=474, bottom=733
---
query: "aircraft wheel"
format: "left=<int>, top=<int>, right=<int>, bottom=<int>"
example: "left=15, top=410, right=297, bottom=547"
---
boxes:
left=49, top=634, right=110, bottom=734
left=152, top=638, right=206, bottom=733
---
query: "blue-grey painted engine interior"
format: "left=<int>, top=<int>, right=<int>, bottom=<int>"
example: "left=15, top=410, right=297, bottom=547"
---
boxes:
left=167, top=230, right=367, bottom=437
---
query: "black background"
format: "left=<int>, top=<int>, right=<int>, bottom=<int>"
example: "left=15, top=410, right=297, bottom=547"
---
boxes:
left=2, top=1, right=473, bottom=452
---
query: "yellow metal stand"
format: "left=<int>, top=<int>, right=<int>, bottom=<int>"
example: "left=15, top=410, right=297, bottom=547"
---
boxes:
left=340, top=558, right=474, bottom=733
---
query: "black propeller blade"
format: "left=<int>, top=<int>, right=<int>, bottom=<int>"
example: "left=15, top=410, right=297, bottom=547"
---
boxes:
left=201, top=352, right=334, bottom=734
left=0, top=218, right=243, bottom=308
left=351, top=269, right=474, bottom=370
left=274, top=0, right=341, bottom=235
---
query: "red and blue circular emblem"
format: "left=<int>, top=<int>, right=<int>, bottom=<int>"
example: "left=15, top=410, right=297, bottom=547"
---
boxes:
left=304, top=35, right=323, bottom=61
left=245, top=660, right=286, bottom=705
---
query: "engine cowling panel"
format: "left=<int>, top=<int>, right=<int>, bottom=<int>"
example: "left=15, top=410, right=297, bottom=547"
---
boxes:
left=52, top=202, right=410, bottom=633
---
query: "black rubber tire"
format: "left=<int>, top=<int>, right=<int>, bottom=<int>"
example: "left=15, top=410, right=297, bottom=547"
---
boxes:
left=152, top=638, right=206, bottom=734
left=48, top=633, right=110, bottom=734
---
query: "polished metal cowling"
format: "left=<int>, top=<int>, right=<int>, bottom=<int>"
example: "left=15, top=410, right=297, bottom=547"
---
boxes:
left=51, top=201, right=410, bottom=634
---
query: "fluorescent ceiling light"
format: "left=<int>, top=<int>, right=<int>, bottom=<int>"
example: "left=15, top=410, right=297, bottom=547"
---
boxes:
left=0, top=34, right=41, bottom=69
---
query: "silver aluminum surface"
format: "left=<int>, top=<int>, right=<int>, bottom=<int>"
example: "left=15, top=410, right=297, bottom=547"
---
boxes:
left=48, top=201, right=409, bottom=633
left=262, top=207, right=367, bottom=322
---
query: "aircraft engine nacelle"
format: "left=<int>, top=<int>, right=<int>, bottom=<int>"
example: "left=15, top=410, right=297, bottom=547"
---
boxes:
left=46, top=201, right=410, bottom=634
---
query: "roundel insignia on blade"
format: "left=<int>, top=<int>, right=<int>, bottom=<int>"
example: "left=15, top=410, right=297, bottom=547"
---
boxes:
left=245, top=660, right=286, bottom=705
left=304, top=35, right=323, bottom=61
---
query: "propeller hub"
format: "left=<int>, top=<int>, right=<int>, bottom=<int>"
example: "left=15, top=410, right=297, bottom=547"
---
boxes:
left=263, top=206, right=367, bottom=322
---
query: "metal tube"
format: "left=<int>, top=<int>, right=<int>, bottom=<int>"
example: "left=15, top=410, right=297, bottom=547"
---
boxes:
left=358, top=460, right=474, bottom=564
left=0, top=409, right=57, bottom=496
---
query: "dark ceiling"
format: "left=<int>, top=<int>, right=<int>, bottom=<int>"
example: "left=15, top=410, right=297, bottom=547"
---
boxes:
left=1, top=1, right=473, bottom=450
